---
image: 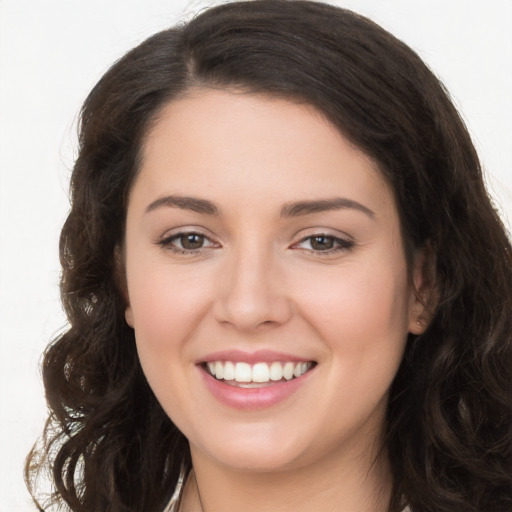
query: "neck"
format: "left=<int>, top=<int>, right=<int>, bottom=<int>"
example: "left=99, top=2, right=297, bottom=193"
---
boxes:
left=180, top=443, right=392, bottom=512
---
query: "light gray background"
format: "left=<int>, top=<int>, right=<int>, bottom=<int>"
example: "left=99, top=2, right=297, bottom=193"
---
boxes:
left=1, top=1, right=511, bottom=510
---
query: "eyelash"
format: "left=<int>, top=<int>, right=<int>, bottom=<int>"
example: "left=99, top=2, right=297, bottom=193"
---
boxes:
left=291, top=234, right=354, bottom=255
left=157, top=231, right=218, bottom=255
left=157, top=231, right=354, bottom=256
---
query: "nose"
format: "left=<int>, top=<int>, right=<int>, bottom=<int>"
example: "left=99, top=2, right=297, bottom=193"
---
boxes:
left=213, top=244, right=293, bottom=332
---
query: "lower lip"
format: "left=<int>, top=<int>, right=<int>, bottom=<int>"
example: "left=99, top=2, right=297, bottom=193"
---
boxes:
left=199, top=366, right=314, bottom=410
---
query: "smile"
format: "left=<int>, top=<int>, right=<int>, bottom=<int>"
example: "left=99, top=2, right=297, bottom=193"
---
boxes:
left=199, top=355, right=317, bottom=409
left=205, top=361, right=315, bottom=387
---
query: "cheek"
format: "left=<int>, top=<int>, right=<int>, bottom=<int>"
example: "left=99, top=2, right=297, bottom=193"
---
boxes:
left=127, top=266, right=214, bottom=418
left=128, top=263, right=212, bottom=345
left=125, top=262, right=216, bottom=406
left=301, top=262, right=409, bottom=330
left=291, top=262, right=410, bottom=435
left=296, top=258, right=411, bottom=377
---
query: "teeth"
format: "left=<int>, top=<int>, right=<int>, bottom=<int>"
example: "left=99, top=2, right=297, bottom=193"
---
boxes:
left=283, top=362, right=294, bottom=380
left=270, top=361, right=283, bottom=381
left=215, top=361, right=224, bottom=380
left=223, top=361, right=235, bottom=380
left=205, top=360, right=313, bottom=383
left=235, top=362, right=252, bottom=382
left=252, top=362, right=270, bottom=383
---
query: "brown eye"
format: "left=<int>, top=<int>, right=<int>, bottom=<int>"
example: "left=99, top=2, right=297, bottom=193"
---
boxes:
left=292, top=234, right=354, bottom=255
left=309, top=235, right=335, bottom=251
left=179, top=233, right=205, bottom=250
left=158, top=231, right=218, bottom=253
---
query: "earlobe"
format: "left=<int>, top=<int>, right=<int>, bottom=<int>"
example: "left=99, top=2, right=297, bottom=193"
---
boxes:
left=409, top=312, right=428, bottom=335
left=114, top=244, right=134, bottom=328
left=125, top=306, right=134, bottom=328
left=408, top=244, right=437, bottom=335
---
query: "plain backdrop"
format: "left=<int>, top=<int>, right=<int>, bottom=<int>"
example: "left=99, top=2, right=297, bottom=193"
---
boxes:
left=1, top=1, right=511, bottom=510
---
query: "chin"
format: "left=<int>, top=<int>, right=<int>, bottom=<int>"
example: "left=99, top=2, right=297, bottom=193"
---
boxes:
left=190, top=426, right=312, bottom=473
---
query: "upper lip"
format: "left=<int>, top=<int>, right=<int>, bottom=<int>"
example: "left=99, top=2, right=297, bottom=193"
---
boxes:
left=197, top=349, right=315, bottom=365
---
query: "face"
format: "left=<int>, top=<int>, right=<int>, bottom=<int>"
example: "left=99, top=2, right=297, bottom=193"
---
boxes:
left=123, top=89, right=426, bottom=474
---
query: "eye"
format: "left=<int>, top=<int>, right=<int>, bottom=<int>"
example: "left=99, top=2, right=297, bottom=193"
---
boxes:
left=292, top=234, right=354, bottom=254
left=158, top=231, right=219, bottom=254
left=176, top=233, right=207, bottom=250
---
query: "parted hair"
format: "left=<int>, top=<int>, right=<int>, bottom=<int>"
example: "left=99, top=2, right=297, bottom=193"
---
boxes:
left=27, top=1, right=512, bottom=511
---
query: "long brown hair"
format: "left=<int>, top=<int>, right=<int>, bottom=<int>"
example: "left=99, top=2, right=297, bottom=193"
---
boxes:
left=27, top=2, right=512, bottom=511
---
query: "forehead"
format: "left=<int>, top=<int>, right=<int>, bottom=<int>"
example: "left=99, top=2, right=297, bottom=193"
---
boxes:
left=134, top=89, right=395, bottom=219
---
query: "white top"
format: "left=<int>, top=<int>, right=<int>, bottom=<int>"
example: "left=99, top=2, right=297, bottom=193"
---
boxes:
left=162, top=467, right=412, bottom=512
left=163, top=466, right=186, bottom=512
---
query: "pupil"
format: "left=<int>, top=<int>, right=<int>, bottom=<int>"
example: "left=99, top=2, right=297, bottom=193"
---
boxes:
left=182, top=234, right=204, bottom=249
left=311, top=236, right=333, bottom=250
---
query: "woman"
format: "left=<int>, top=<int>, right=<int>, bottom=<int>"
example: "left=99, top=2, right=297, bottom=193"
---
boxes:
left=26, top=1, right=512, bottom=511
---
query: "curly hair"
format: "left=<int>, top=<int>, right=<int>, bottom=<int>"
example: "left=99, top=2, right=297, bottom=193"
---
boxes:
left=27, top=1, right=512, bottom=511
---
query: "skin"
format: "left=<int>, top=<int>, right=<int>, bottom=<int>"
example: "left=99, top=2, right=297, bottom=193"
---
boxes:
left=123, top=89, right=428, bottom=511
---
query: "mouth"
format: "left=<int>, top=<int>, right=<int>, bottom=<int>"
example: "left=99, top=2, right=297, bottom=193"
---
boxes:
left=202, top=360, right=317, bottom=388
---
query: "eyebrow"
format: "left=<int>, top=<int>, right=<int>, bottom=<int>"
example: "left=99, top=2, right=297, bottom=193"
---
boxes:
left=280, top=198, right=375, bottom=219
left=145, top=195, right=220, bottom=215
left=144, top=195, right=375, bottom=219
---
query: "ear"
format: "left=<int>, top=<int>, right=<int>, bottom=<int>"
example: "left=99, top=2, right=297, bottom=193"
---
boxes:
left=114, top=245, right=135, bottom=328
left=125, top=305, right=135, bottom=328
left=408, top=244, right=437, bottom=335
